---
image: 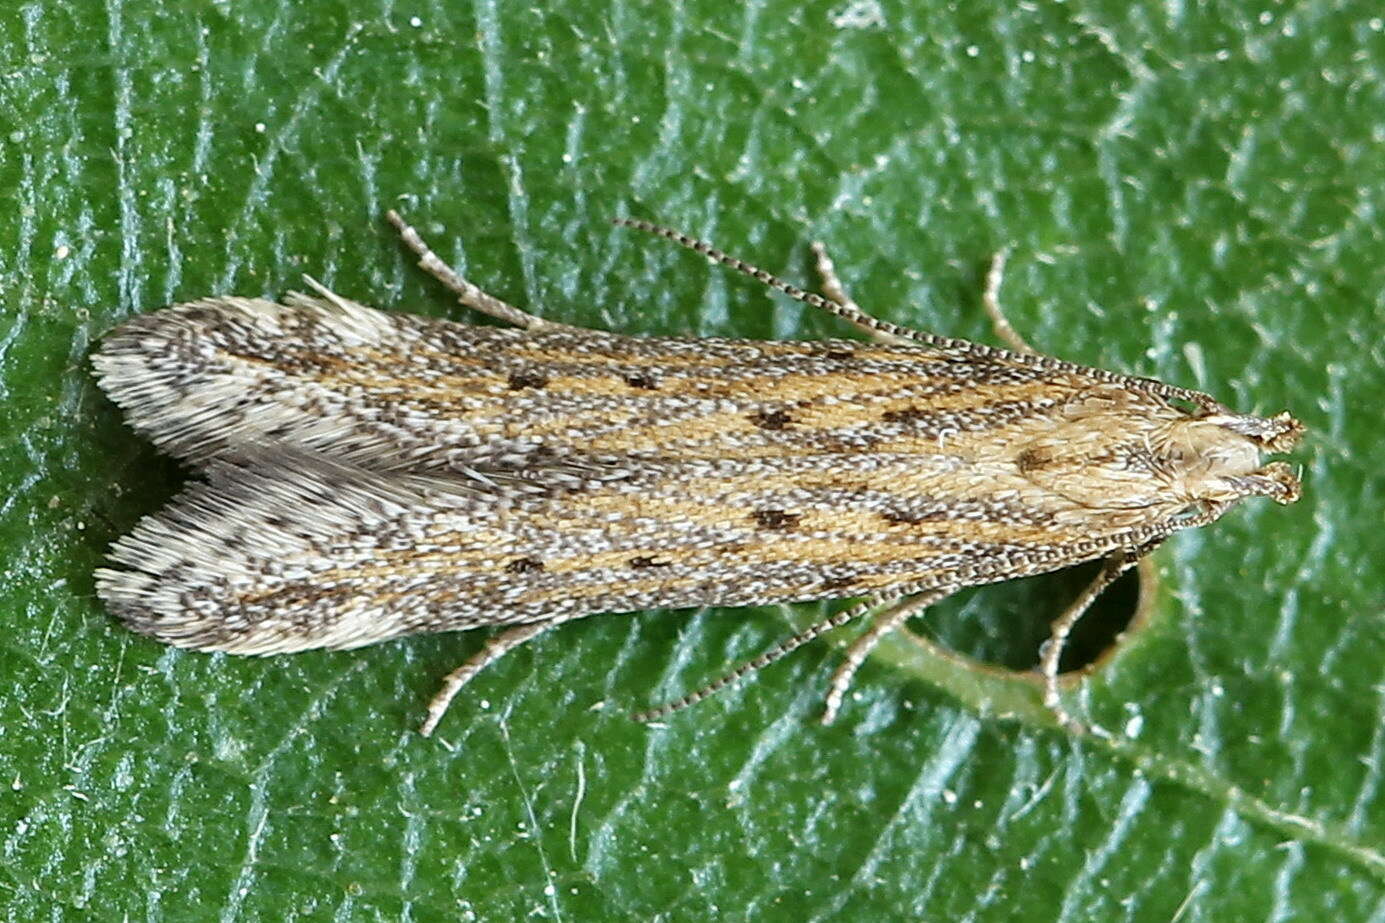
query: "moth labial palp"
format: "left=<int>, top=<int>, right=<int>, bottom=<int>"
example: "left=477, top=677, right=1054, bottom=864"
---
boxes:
left=90, top=209, right=1304, bottom=736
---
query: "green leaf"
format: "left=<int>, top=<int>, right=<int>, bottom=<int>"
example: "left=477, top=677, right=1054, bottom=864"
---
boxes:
left=2, top=1, right=1381, bottom=919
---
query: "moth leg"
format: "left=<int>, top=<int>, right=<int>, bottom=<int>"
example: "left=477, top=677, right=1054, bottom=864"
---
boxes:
left=1038, top=552, right=1141, bottom=733
left=809, top=242, right=913, bottom=345
left=820, top=588, right=953, bottom=725
left=980, top=249, right=1035, bottom=354
left=386, top=210, right=587, bottom=334
left=420, top=621, right=555, bottom=737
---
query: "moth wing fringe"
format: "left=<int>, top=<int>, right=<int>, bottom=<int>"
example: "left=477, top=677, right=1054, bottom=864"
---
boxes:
left=92, top=296, right=429, bottom=466
left=96, top=446, right=504, bottom=654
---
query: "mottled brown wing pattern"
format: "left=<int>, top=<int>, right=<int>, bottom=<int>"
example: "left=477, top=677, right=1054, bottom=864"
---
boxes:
left=97, top=443, right=1185, bottom=657
left=91, top=217, right=1304, bottom=734
left=93, top=294, right=1141, bottom=473
left=95, top=293, right=1302, bottom=658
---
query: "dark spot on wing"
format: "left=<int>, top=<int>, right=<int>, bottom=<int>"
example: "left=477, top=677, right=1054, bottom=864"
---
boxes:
left=507, top=371, right=549, bottom=390
left=752, top=509, right=800, bottom=530
left=750, top=410, right=793, bottom=430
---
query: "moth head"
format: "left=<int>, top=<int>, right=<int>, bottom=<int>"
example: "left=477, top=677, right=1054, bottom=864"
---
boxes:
left=1159, top=410, right=1303, bottom=505
left=1015, top=391, right=1303, bottom=511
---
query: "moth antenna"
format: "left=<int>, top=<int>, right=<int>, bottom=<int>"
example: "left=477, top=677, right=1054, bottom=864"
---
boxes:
left=618, top=218, right=1239, bottom=415
left=612, top=217, right=915, bottom=341
left=630, top=595, right=884, bottom=722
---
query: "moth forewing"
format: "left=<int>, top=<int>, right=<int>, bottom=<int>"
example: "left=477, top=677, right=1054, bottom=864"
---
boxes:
left=92, top=212, right=1304, bottom=734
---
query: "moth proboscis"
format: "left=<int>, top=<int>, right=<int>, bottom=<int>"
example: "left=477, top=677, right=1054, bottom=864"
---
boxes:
left=91, top=209, right=1303, bottom=736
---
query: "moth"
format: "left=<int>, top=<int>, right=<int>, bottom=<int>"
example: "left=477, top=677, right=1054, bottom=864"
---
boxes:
left=92, top=211, right=1304, bottom=735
